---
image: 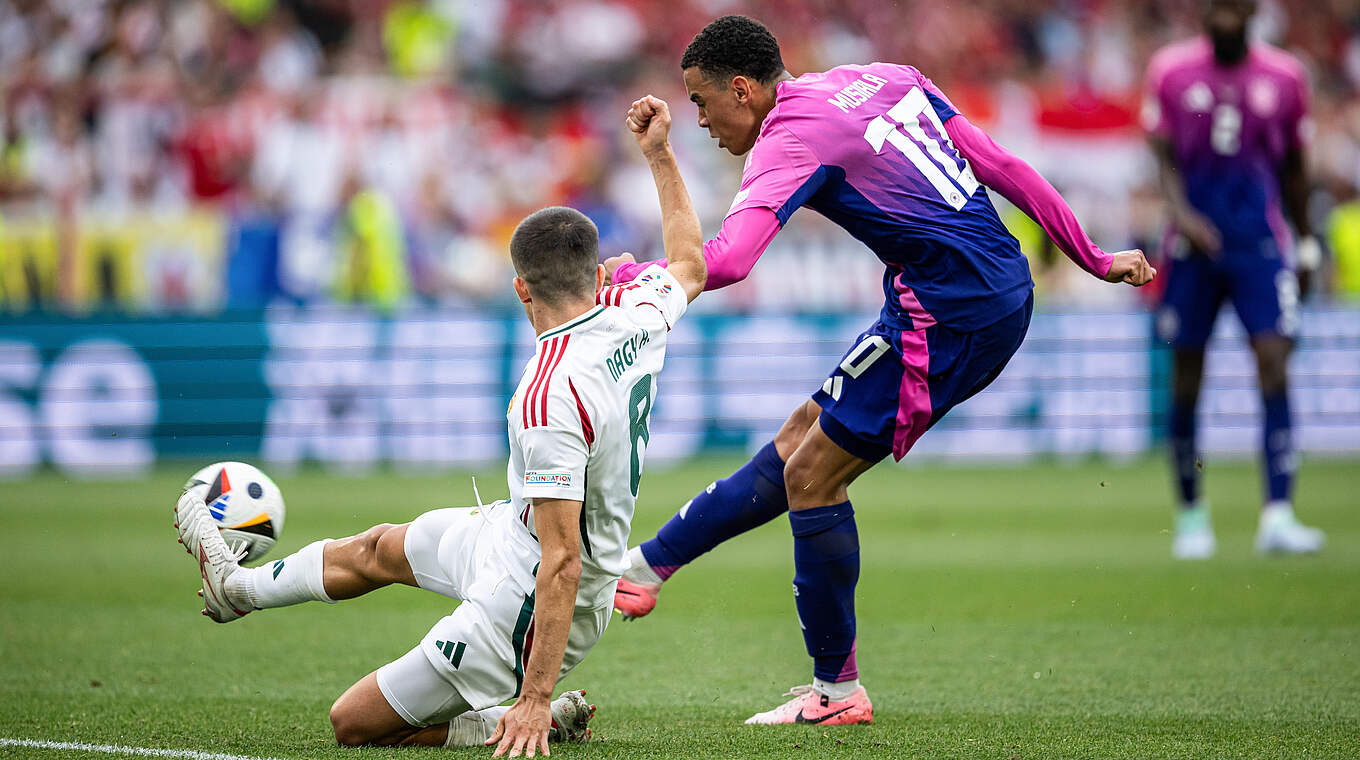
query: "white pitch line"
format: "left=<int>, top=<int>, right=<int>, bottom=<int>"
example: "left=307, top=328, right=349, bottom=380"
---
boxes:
left=0, top=738, right=285, bottom=760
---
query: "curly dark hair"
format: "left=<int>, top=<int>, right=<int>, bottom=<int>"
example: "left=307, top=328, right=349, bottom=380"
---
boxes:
left=680, top=16, right=785, bottom=85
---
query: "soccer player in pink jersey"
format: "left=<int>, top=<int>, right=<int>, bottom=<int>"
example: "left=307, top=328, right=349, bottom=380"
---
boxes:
left=608, top=16, right=1154, bottom=724
left=1145, top=0, right=1323, bottom=559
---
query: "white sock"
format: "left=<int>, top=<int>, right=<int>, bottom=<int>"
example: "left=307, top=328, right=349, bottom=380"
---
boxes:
left=813, top=677, right=861, bottom=701
left=225, top=539, right=336, bottom=610
left=444, top=707, right=509, bottom=747
left=622, top=546, right=663, bottom=586
left=1263, top=500, right=1292, bottom=516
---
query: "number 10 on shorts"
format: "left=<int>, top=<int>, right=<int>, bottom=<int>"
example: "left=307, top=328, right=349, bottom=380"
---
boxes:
left=822, top=335, right=890, bottom=401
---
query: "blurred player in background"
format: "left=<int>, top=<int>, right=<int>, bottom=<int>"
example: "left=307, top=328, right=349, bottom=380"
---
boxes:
left=174, top=119, right=706, bottom=754
left=607, top=15, right=1154, bottom=725
left=1144, top=0, right=1324, bottom=559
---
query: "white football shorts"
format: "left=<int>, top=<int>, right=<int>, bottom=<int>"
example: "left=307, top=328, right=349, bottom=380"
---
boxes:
left=376, top=502, right=612, bottom=724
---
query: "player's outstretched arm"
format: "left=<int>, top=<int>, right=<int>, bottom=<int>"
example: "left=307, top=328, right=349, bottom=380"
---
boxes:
left=486, top=497, right=583, bottom=758
left=945, top=113, right=1155, bottom=287
left=1150, top=136, right=1222, bottom=257
left=622, top=95, right=706, bottom=303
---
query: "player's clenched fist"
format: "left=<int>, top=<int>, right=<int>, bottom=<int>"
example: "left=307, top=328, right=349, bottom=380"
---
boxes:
left=603, top=252, right=636, bottom=285
left=1103, top=249, right=1157, bottom=287
left=626, top=95, right=671, bottom=157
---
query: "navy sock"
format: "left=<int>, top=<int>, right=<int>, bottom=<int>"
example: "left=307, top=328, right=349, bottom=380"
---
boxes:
left=789, top=502, right=860, bottom=684
left=1169, top=397, right=1199, bottom=506
left=640, top=442, right=788, bottom=580
left=1262, top=391, right=1294, bottom=504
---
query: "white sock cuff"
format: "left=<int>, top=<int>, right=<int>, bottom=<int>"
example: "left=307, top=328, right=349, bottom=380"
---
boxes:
left=624, top=545, right=663, bottom=586
left=300, top=539, right=337, bottom=603
left=813, top=677, right=860, bottom=701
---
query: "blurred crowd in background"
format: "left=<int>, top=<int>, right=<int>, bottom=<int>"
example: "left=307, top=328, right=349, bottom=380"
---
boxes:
left=4, top=0, right=1360, bottom=314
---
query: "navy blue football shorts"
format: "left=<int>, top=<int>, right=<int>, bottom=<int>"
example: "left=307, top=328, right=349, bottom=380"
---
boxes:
left=811, top=292, right=1033, bottom=462
left=1157, top=247, right=1298, bottom=349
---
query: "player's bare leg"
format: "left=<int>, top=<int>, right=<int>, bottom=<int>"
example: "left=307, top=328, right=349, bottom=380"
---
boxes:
left=330, top=672, right=448, bottom=747
left=616, top=398, right=821, bottom=618
left=775, top=398, right=824, bottom=459
left=1170, top=347, right=1215, bottom=559
left=783, top=418, right=876, bottom=509
left=321, top=524, right=417, bottom=598
left=217, top=522, right=418, bottom=613
left=329, top=670, right=594, bottom=748
left=175, top=485, right=422, bottom=619
left=1249, top=334, right=1323, bottom=554
left=746, top=419, right=874, bottom=726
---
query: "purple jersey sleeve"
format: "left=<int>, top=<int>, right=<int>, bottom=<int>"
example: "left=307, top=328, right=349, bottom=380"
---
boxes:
left=1141, top=45, right=1180, bottom=140
left=727, top=123, right=826, bottom=223
left=1278, top=52, right=1311, bottom=150
left=609, top=206, right=781, bottom=290
left=945, top=114, right=1114, bottom=279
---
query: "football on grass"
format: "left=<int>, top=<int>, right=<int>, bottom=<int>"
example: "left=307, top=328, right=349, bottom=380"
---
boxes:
left=183, top=462, right=286, bottom=564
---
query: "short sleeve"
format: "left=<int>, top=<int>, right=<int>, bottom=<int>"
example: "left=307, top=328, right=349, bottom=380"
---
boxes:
left=1286, top=66, right=1312, bottom=149
left=1141, top=53, right=1175, bottom=140
left=727, top=123, right=825, bottom=224
left=597, top=264, right=687, bottom=330
left=519, top=423, right=588, bottom=502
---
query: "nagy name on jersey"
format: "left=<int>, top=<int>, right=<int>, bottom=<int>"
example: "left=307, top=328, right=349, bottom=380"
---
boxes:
left=606, top=329, right=651, bottom=382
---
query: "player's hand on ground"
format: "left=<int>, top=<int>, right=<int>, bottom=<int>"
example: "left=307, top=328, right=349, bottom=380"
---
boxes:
left=626, top=95, right=671, bottom=157
left=1104, top=249, right=1157, bottom=287
left=603, top=252, right=635, bottom=284
left=1174, top=209, right=1222, bottom=257
left=486, top=694, right=552, bottom=757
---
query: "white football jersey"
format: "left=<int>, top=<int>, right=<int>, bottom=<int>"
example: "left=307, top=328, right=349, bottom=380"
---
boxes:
left=501, top=265, right=688, bottom=608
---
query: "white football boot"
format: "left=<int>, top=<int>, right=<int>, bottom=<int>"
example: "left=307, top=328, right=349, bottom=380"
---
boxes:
left=1255, top=504, right=1325, bottom=555
left=1172, top=501, right=1216, bottom=560
left=174, top=491, right=251, bottom=622
left=547, top=690, right=595, bottom=743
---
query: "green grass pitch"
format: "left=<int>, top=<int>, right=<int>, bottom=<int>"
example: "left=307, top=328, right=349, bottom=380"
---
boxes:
left=2, top=457, right=1357, bottom=759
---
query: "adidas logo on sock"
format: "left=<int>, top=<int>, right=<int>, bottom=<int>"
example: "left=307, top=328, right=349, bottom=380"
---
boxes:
left=434, top=640, right=467, bottom=668
left=271, top=560, right=285, bottom=580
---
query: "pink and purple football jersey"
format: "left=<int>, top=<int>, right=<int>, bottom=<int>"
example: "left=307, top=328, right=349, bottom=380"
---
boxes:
left=728, top=63, right=1033, bottom=332
left=1143, top=38, right=1310, bottom=256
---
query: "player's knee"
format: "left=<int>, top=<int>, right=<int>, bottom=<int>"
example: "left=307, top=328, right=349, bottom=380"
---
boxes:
left=1172, top=373, right=1201, bottom=401
left=353, top=524, right=400, bottom=578
left=1253, top=342, right=1290, bottom=395
left=783, top=449, right=833, bottom=502
left=1172, top=352, right=1205, bottom=400
left=1259, top=365, right=1288, bottom=396
left=329, top=699, right=370, bottom=746
left=782, top=449, right=810, bottom=489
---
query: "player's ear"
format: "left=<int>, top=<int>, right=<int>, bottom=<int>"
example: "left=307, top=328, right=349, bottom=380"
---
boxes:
left=731, top=75, right=752, bottom=104
left=513, top=276, right=532, bottom=304
left=595, top=264, right=606, bottom=293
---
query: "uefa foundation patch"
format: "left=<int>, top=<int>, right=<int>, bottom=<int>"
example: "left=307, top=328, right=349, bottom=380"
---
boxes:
left=525, top=471, right=573, bottom=487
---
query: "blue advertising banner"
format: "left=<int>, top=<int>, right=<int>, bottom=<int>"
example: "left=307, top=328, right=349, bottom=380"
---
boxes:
left=2, top=306, right=1357, bottom=478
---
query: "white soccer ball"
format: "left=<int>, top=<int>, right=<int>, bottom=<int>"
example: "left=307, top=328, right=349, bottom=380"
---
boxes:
left=183, top=461, right=286, bottom=565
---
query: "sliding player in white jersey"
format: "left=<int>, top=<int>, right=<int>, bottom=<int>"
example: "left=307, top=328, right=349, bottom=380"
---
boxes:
left=172, top=100, right=705, bottom=756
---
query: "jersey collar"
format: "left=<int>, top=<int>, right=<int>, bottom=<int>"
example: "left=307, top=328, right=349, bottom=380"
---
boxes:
left=537, top=305, right=605, bottom=342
